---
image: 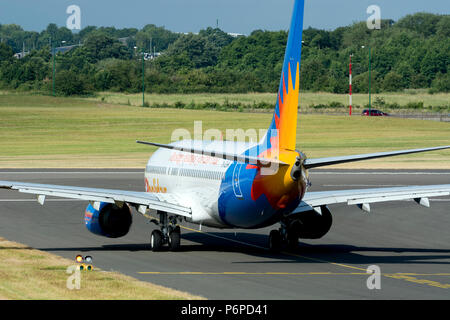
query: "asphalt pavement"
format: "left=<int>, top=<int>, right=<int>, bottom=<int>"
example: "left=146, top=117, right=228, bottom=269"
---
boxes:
left=0, top=169, right=449, bottom=299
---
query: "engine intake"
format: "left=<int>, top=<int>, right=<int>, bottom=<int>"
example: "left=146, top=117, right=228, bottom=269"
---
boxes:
left=84, top=202, right=132, bottom=238
left=288, top=206, right=332, bottom=239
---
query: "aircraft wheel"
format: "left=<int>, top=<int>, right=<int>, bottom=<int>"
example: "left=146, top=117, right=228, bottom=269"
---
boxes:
left=287, top=232, right=299, bottom=251
left=269, top=230, right=281, bottom=252
left=169, top=226, right=181, bottom=252
left=150, top=230, right=163, bottom=251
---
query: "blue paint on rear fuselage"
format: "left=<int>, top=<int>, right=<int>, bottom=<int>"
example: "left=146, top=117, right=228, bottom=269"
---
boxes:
left=218, top=162, right=292, bottom=229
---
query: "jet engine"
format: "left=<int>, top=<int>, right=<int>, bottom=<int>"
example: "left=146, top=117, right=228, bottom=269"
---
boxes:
left=288, top=206, right=332, bottom=239
left=84, top=202, right=132, bottom=238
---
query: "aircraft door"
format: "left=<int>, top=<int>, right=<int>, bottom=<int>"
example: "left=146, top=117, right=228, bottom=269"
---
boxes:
left=232, top=163, right=244, bottom=199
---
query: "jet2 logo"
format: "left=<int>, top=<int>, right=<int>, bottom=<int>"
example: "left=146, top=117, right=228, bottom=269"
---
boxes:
left=367, top=5, right=381, bottom=30
left=66, top=5, right=81, bottom=30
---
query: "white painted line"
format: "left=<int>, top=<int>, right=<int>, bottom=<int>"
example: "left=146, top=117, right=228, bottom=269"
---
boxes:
left=0, top=172, right=142, bottom=174
left=323, top=184, right=406, bottom=187
left=181, top=225, right=267, bottom=251
left=311, top=172, right=450, bottom=175
left=0, top=199, right=83, bottom=202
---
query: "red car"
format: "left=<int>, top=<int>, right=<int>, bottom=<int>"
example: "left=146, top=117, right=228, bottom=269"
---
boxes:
left=362, top=109, right=389, bottom=116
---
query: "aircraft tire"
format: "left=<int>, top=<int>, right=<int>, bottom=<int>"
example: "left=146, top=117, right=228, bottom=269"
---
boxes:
left=169, top=227, right=181, bottom=251
left=269, top=230, right=281, bottom=252
left=287, top=232, right=299, bottom=251
left=150, top=229, right=163, bottom=251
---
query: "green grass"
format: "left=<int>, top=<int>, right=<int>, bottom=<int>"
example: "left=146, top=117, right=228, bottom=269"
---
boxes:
left=88, top=90, right=450, bottom=112
left=0, top=93, right=449, bottom=168
left=0, top=238, right=204, bottom=300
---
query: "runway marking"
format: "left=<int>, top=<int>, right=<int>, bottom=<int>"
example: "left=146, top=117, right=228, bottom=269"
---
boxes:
left=177, top=225, right=450, bottom=290
left=180, top=225, right=267, bottom=250
left=384, top=274, right=450, bottom=289
left=1, top=171, right=448, bottom=175
left=1, top=197, right=448, bottom=203
left=0, top=199, right=83, bottom=202
left=139, top=271, right=365, bottom=275
left=311, top=172, right=450, bottom=175
left=0, top=171, right=142, bottom=174
left=323, top=184, right=406, bottom=187
left=138, top=271, right=450, bottom=278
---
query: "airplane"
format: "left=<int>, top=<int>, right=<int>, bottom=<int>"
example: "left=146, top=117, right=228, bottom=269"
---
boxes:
left=1, top=0, right=449, bottom=252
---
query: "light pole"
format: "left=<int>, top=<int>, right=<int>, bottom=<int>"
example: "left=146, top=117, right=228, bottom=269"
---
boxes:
left=51, top=38, right=55, bottom=96
left=361, top=45, right=372, bottom=115
left=349, top=54, right=353, bottom=116
left=142, top=47, right=145, bottom=107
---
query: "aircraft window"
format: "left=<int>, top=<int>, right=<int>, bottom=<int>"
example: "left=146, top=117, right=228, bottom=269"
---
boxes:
left=146, top=165, right=166, bottom=174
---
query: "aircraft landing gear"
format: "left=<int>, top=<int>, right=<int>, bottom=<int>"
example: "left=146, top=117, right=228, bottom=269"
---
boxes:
left=149, top=211, right=181, bottom=252
left=150, top=229, right=163, bottom=251
left=268, top=220, right=300, bottom=252
left=269, top=230, right=282, bottom=252
left=169, top=225, right=181, bottom=251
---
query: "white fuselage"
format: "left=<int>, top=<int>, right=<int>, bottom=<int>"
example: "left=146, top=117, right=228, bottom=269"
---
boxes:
left=144, top=140, right=256, bottom=228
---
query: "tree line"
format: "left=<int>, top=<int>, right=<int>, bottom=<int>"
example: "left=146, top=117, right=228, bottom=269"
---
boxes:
left=0, top=12, right=448, bottom=96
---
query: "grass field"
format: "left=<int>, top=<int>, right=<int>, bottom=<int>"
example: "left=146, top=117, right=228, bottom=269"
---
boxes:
left=0, top=93, right=449, bottom=169
left=88, top=90, right=450, bottom=112
left=0, top=237, right=203, bottom=300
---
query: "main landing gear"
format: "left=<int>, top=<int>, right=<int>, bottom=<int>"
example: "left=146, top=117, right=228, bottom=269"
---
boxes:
left=268, top=220, right=300, bottom=252
left=149, top=211, right=181, bottom=252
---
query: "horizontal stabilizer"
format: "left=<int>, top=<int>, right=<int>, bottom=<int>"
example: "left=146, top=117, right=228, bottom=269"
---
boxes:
left=136, top=140, right=288, bottom=168
left=303, top=146, right=450, bottom=169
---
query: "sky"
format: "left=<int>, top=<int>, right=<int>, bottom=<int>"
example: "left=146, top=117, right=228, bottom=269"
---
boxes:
left=0, top=0, right=449, bottom=34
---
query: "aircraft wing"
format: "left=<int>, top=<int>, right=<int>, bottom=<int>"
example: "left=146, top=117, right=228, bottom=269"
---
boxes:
left=292, top=184, right=450, bottom=214
left=0, top=180, right=192, bottom=218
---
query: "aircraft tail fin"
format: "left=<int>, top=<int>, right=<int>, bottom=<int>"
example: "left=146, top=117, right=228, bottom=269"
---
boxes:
left=260, top=0, right=305, bottom=154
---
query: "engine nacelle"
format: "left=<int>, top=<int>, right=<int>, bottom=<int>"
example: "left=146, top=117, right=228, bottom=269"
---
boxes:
left=84, top=202, right=132, bottom=238
left=289, top=206, right=332, bottom=239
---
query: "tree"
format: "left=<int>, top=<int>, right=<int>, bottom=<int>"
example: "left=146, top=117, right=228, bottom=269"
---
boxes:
left=135, top=24, right=179, bottom=52
left=382, top=71, right=404, bottom=92
left=55, top=69, right=90, bottom=95
left=160, top=33, right=220, bottom=70
left=78, top=33, right=132, bottom=63
left=0, top=42, right=14, bottom=61
left=396, top=13, right=441, bottom=37
left=431, top=73, right=450, bottom=92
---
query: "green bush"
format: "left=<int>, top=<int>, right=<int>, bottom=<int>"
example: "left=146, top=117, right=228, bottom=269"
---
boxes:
left=55, top=70, right=91, bottom=96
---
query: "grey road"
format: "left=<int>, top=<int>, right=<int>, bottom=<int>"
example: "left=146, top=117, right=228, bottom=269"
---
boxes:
left=0, top=169, right=449, bottom=299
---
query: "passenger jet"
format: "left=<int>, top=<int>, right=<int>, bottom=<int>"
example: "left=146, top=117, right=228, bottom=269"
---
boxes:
left=1, top=0, right=449, bottom=252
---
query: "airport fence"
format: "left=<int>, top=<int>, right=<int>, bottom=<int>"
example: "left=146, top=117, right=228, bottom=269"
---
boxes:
left=300, top=111, right=450, bottom=122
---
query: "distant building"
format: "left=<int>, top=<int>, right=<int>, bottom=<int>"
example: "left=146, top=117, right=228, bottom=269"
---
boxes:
left=227, top=33, right=245, bottom=38
left=51, top=44, right=82, bottom=55
left=143, top=52, right=162, bottom=60
left=14, top=51, right=30, bottom=59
